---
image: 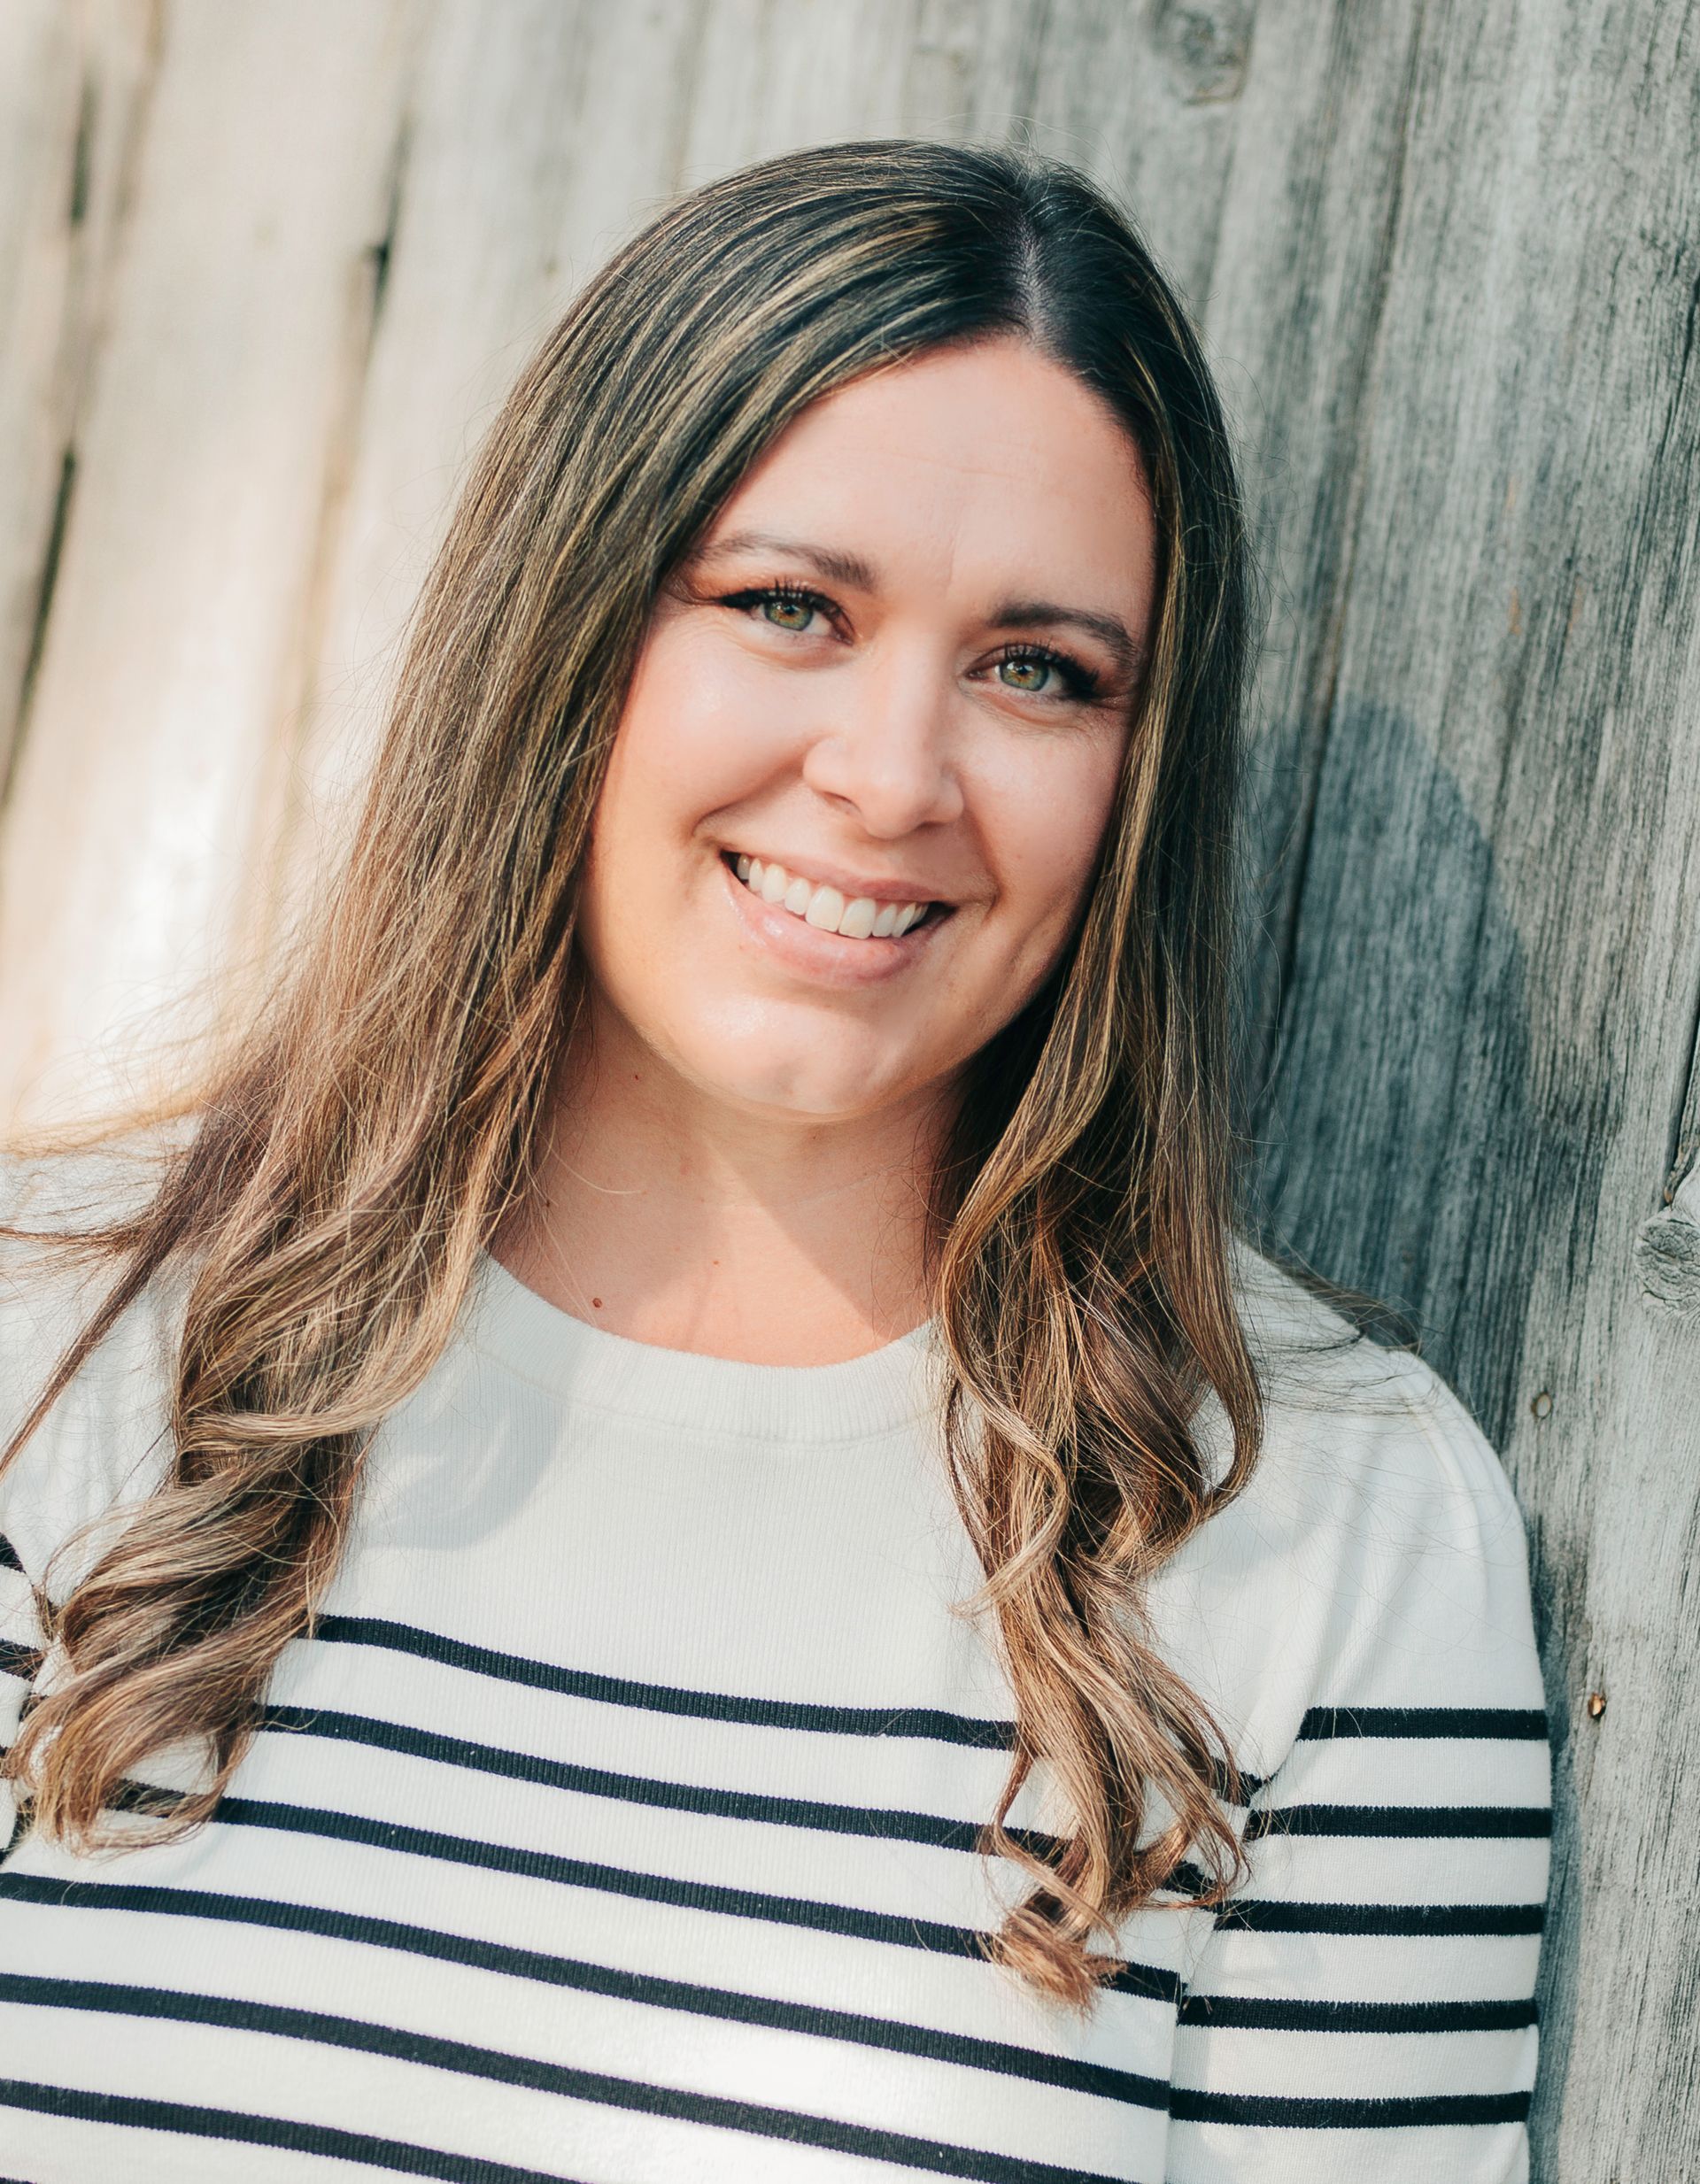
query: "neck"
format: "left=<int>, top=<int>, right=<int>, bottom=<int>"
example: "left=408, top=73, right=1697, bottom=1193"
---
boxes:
left=489, top=1004, right=955, bottom=1366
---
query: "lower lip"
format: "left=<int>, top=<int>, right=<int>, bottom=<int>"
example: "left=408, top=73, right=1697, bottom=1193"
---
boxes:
left=716, top=853, right=954, bottom=989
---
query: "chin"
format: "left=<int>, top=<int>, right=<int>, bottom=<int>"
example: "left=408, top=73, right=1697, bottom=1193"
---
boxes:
left=684, top=1041, right=909, bottom=1122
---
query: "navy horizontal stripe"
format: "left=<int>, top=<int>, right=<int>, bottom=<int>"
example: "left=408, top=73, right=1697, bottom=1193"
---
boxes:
left=309, top=1614, right=1017, bottom=1748
left=256, top=1702, right=1068, bottom=1860
left=0, top=1976, right=1134, bottom=2184
left=1246, top=1803, right=1550, bottom=1841
left=301, top=1618, right=1270, bottom=1803
left=0, top=1640, right=42, bottom=1682
left=0, top=1872, right=1167, bottom=2108
left=0, top=1535, right=22, bottom=1575
left=1215, top=1896, right=1545, bottom=1937
left=1178, top=1991, right=1537, bottom=2033
left=198, top=1789, right=1186, bottom=2004
left=0, top=2078, right=582, bottom=2183
left=1171, top=2084, right=1531, bottom=2127
left=1298, top=1706, right=1548, bottom=1742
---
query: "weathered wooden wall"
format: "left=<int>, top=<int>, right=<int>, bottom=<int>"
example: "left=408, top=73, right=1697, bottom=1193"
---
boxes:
left=3, top=2, right=1696, bottom=2171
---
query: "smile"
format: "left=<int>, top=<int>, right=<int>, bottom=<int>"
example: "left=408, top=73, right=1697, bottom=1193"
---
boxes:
left=722, top=851, right=944, bottom=941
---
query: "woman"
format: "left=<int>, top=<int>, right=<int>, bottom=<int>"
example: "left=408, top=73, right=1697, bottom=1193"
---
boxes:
left=0, top=138, right=1549, bottom=2182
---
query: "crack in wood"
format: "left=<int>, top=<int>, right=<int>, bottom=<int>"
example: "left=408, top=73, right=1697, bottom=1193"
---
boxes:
left=67, top=73, right=94, bottom=228
left=364, top=115, right=411, bottom=346
left=1, top=5, right=165, bottom=822
left=1658, top=977, right=1700, bottom=1205
left=2, top=446, right=77, bottom=816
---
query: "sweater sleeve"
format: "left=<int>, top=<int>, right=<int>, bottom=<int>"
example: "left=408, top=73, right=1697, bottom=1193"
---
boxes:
left=0, top=1143, right=181, bottom=1856
left=1164, top=1351, right=1550, bottom=2184
left=0, top=1164, right=63, bottom=1856
left=0, top=1529, right=44, bottom=1854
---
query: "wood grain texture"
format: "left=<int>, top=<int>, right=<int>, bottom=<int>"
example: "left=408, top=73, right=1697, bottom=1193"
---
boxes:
left=0, top=0, right=418, bottom=1114
left=2, top=2, right=1696, bottom=2170
left=1245, top=9, right=1700, bottom=2168
left=0, top=0, right=158, bottom=794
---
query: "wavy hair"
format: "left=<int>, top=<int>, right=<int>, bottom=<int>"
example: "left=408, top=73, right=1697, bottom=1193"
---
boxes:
left=2, top=135, right=1271, bottom=2007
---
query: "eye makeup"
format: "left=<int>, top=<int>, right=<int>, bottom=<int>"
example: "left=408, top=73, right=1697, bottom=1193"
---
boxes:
left=714, top=578, right=1112, bottom=706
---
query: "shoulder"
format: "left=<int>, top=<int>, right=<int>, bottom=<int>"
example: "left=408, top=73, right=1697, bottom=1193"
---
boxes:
left=1149, top=1234, right=1543, bottom=1774
left=1226, top=1232, right=1526, bottom=1546
left=0, top=1125, right=188, bottom=1590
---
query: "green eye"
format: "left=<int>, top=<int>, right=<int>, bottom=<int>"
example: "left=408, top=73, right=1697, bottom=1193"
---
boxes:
left=761, top=593, right=817, bottom=631
left=993, top=645, right=1101, bottom=703
left=719, top=580, right=833, bottom=634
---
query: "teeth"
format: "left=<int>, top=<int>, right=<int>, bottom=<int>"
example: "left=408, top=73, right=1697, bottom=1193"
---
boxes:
left=726, top=853, right=931, bottom=940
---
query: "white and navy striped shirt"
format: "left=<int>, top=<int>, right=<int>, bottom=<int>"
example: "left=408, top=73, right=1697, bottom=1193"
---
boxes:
left=0, top=1158, right=1549, bottom=2183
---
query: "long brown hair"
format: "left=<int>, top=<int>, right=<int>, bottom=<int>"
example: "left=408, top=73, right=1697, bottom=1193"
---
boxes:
left=3, top=136, right=1270, bottom=2008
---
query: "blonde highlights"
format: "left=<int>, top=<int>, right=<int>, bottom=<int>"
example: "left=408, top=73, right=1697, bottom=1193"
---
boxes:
left=3, top=137, right=1265, bottom=2007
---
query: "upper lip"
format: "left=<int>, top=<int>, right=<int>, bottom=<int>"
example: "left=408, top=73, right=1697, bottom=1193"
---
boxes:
left=723, top=846, right=955, bottom=907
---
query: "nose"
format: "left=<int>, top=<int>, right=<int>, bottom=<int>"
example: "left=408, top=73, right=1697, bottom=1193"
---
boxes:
left=797, top=639, right=966, bottom=837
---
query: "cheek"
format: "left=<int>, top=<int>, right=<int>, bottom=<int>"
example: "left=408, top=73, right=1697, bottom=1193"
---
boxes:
left=638, top=615, right=795, bottom=751
left=576, top=631, right=797, bottom=999
left=608, top=625, right=796, bottom=830
left=595, top=674, right=699, bottom=843
left=984, top=737, right=1126, bottom=944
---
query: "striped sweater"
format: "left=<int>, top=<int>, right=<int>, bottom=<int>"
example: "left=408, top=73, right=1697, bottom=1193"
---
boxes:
left=0, top=1155, right=1549, bottom=2183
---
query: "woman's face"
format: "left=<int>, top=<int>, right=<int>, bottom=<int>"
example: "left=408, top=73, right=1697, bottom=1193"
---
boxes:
left=573, top=333, right=1160, bottom=1130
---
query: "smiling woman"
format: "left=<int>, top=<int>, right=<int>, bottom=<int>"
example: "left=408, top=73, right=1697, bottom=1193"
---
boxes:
left=0, top=139, right=1547, bottom=2184
left=525, top=335, right=1159, bottom=1330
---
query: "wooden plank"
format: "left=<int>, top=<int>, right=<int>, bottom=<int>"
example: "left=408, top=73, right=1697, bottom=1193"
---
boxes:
left=1252, top=0, right=1700, bottom=2172
left=1188, top=1, right=1430, bottom=1133
left=0, top=0, right=157, bottom=797
left=264, top=0, right=726, bottom=945
left=0, top=0, right=419, bottom=1124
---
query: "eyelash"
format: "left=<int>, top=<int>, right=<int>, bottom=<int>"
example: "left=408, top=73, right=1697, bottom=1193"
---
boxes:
left=717, top=579, right=1106, bottom=706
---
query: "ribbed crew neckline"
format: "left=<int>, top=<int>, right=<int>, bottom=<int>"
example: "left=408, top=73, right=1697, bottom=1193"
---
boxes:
left=465, top=1248, right=945, bottom=1443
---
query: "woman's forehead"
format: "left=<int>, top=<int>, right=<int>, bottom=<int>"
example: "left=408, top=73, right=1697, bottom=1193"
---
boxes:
left=702, top=343, right=1157, bottom=619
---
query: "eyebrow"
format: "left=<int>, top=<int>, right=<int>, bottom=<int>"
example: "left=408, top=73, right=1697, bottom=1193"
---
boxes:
left=689, top=528, right=1149, bottom=681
